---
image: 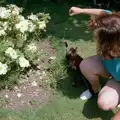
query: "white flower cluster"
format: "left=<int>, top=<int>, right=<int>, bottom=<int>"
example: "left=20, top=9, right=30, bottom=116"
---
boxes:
left=0, top=7, right=10, bottom=19
left=7, top=4, right=23, bottom=15
left=0, top=62, right=8, bottom=75
left=15, top=20, right=29, bottom=33
left=38, top=21, right=46, bottom=30
left=0, top=21, right=9, bottom=36
left=18, top=15, right=25, bottom=21
left=0, top=4, right=50, bottom=78
left=5, top=47, right=18, bottom=59
left=15, top=14, right=47, bottom=33
left=19, top=57, right=30, bottom=68
left=5, top=47, right=30, bottom=68
left=28, top=14, right=38, bottom=21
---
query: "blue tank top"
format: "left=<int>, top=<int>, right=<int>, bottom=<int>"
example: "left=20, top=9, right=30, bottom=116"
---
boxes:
left=104, top=10, right=112, bottom=14
left=102, top=58, right=120, bottom=81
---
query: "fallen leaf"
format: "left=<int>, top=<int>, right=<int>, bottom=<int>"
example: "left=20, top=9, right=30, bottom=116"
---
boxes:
left=31, top=81, right=37, bottom=87
left=17, top=93, right=22, bottom=98
left=5, top=94, right=9, bottom=99
left=42, top=71, right=46, bottom=76
left=50, top=56, right=56, bottom=60
left=14, top=86, right=18, bottom=90
left=40, top=76, right=43, bottom=80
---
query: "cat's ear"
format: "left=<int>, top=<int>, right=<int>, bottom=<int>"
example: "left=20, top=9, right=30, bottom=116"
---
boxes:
left=64, top=41, right=68, bottom=47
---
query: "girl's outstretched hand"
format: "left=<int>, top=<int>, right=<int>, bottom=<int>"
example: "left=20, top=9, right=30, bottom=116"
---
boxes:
left=69, top=7, right=82, bottom=16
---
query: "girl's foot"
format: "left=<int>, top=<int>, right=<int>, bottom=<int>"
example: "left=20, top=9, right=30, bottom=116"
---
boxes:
left=80, top=89, right=92, bottom=100
left=80, top=86, right=101, bottom=100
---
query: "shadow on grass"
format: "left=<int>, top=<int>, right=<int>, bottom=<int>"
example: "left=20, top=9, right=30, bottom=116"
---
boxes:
left=53, top=58, right=115, bottom=120
left=55, top=59, right=88, bottom=99
left=52, top=59, right=115, bottom=120
left=22, top=2, right=93, bottom=42
left=54, top=59, right=107, bottom=98
left=83, top=97, right=115, bottom=120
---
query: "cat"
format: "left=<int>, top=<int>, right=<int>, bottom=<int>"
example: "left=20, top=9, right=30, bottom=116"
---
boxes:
left=64, top=41, right=83, bottom=70
left=64, top=41, right=95, bottom=95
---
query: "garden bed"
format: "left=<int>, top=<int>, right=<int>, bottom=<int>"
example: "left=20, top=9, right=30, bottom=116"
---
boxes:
left=0, top=40, right=56, bottom=110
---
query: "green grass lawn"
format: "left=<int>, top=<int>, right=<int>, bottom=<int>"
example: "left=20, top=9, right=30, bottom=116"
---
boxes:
left=0, top=96, right=115, bottom=120
left=0, top=1, right=117, bottom=120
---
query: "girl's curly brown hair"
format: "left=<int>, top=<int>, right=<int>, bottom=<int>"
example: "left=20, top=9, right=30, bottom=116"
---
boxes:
left=89, top=12, right=120, bottom=59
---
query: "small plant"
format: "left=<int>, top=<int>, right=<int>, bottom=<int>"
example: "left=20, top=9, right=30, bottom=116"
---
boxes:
left=29, top=99, right=40, bottom=106
left=0, top=4, right=50, bottom=88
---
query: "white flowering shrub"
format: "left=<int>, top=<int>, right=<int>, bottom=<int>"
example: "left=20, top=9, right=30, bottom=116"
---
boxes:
left=0, top=4, right=50, bottom=88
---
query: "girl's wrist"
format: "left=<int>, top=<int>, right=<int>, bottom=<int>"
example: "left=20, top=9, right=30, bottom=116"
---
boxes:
left=79, top=9, right=84, bottom=14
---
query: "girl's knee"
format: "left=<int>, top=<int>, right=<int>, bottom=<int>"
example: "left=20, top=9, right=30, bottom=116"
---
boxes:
left=79, top=59, right=88, bottom=73
left=79, top=55, right=108, bottom=78
left=79, top=57, right=98, bottom=77
left=79, top=56, right=100, bottom=72
left=97, top=95, right=117, bottom=111
left=79, top=57, right=99, bottom=82
left=79, top=57, right=93, bottom=73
